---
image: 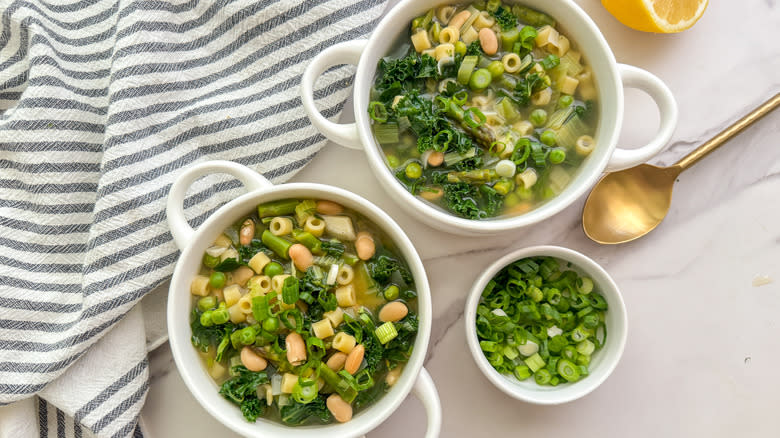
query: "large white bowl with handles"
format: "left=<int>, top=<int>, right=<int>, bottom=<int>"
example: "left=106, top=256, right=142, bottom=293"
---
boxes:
left=166, top=160, right=441, bottom=438
left=301, top=0, right=678, bottom=236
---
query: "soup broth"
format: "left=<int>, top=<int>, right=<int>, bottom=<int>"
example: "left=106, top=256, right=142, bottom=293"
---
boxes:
left=369, top=1, right=599, bottom=219
left=189, top=198, right=419, bottom=426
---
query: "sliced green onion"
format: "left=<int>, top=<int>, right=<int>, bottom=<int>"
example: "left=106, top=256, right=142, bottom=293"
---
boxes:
left=292, top=378, right=319, bottom=404
left=373, top=122, right=399, bottom=144
left=457, top=55, right=478, bottom=84
left=433, top=130, right=453, bottom=152
left=463, top=107, right=486, bottom=128
left=513, top=365, right=532, bottom=380
left=576, top=339, right=595, bottom=356
left=534, top=368, right=552, bottom=385
left=540, top=54, right=560, bottom=70
left=570, top=324, right=591, bottom=342
left=524, top=353, right=545, bottom=372
left=578, top=277, right=594, bottom=294
left=280, top=309, right=303, bottom=332
left=251, top=295, right=270, bottom=321
left=353, top=369, right=375, bottom=391
left=318, top=362, right=357, bottom=403
left=469, top=68, right=493, bottom=91
left=306, top=336, right=326, bottom=361
left=556, top=359, right=581, bottom=382
left=452, top=90, right=468, bottom=105
left=375, top=321, right=398, bottom=344
left=281, top=276, right=299, bottom=304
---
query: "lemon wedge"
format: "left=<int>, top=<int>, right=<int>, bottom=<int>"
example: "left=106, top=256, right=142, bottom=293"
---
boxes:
left=601, top=0, right=709, bottom=33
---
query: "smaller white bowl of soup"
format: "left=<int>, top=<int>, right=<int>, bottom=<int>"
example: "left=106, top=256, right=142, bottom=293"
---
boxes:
left=302, top=0, right=678, bottom=235
left=464, top=245, right=628, bottom=404
left=166, top=161, right=440, bottom=438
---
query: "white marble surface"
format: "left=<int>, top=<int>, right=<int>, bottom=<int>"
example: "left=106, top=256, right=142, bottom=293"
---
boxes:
left=140, top=0, right=780, bottom=436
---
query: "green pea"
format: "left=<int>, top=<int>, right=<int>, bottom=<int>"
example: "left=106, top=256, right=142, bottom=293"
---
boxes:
left=493, top=179, right=514, bottom=195
left=558, top=94, right=574, bottom=109
left=405, top=162, right=422, bottom=179
left=386, top=154, right=401, bottom=168
left=549, top=148, right=566, bottom=164
left=454, top=41, right=467, bottom=56
left=199, top=310, right=214, bottom=327
left=469, top=68, right=493, bottom=91
left=197, top=296, right=217, bottom=312
left=540, top=130, right=557, bottom=146
left=383, top=285, right=400, bottom=301
left=209, top=271, right=226, bottom=289
left=202, top=253, right=219, bottom=268
left=211, top=308, right=230, bottom=325
left=239, top=326, right=257, bottom=345
left=263, top=317, right=279, bottom=333
left=529, top=109, right=547, bottom=127
left=487, top=61, right=504, bottom=79
left=263, top=261, right=284, bottom=278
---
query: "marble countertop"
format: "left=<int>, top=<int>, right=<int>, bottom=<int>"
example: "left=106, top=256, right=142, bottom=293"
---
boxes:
left=140, top=0, right=780, bottom=436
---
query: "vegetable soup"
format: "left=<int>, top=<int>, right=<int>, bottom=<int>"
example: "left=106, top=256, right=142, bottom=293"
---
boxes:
left=189, top=199, right=419, bottom=425
left=369, top=1, right=598, bottom=219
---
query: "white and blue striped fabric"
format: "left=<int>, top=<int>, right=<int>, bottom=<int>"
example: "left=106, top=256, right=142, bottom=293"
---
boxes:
left=0, top=0, right=388, bottom=436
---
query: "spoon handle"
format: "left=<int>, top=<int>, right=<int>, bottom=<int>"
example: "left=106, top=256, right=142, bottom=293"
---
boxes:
left=675, top=93, right=780, bottom=171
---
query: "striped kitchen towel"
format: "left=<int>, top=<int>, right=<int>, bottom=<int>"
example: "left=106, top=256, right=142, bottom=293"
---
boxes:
left=0, top=0, right=388, bottom=436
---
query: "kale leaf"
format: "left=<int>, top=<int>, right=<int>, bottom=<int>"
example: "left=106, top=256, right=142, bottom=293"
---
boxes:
left=383, top=314, right=419, bottom=363
left=454, top=151, right=484, bottom=172
left=213, top=257, right=242, bottom=272
left=513, top=73, right=544, bottom=107
left=465, top=40, right=483, bottom=57
left=299, top=267, right=337, bottom=322
left=220, top=366, right=269, bottom=404
left=353, top=380, right=387, bottom=411
left=442, top=182, right=482, bottom=219
left=240, top=396, right=265, bottom=422
left=238, top=238, right=267, bottom=265
left=190, top=308, right=235, bottom=360
left=220, top=366, right=269, bottom=422
left=321, top=239, right=345, bottom=258
left=516, top=26, right=538, bottom=57
left=479, top=185, right=504, bottom=217
left=441, top=182, right=504, bottom=220
left=280, top=395, right=332, bottom=425
left=376, top=53, right=439, bottom=92
left=492, top=6, right=518, bottom=30
left=367, top=254, right=413, bottom=285
left=416, top=53, right=439, bottom=78
left=362, top=330, right=385, bottom=374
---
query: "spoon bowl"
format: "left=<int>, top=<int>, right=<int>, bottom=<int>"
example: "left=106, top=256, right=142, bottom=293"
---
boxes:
left=582, top=93, right=780, bottom=244
left=583, top=164, right=681, bottom=244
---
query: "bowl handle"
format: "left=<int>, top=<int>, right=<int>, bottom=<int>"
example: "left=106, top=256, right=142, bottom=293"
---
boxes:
left=300, top=40, right=367, bottom=150
left=606, top=64, right=679, bottom=172
left=166, top=160, right=272, bottom=250
left=412, top=367, right=443, bottom=438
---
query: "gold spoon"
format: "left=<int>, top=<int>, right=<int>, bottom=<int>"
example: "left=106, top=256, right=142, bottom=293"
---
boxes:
left=583, top=93, right=780, bottom=244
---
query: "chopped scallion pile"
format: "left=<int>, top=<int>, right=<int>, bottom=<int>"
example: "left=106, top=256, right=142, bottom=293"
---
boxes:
left=476, top=256, right=607, bottom=385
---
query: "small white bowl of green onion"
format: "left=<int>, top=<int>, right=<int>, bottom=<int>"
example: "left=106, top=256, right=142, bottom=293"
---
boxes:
left=464, top=245, right=627, bottom=404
